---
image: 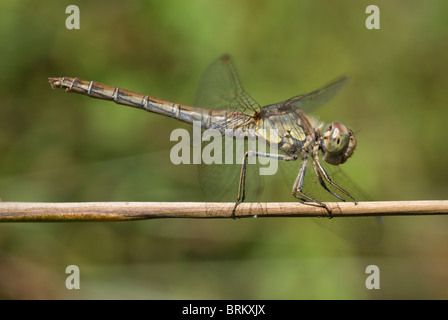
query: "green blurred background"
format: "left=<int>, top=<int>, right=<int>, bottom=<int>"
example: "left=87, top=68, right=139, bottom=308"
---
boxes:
left=0, top=0, right=447, bottom=299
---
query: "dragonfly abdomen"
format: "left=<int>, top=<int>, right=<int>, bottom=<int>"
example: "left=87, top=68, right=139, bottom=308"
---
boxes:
left=49, top=77, right=294, bottom=144
left=49, top=77, right=239, bottom=128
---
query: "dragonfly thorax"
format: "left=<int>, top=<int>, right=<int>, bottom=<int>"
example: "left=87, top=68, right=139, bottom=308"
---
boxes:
left=257, top=105, right=317, bottom=157
left=321, top=121, right=357, bottom=165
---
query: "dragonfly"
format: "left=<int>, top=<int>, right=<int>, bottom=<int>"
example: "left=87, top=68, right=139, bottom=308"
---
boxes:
left=49, top=55, right=359, bottom=220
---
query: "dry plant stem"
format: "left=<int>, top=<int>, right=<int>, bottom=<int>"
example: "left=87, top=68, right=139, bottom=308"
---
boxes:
left=0, top=201, right=447, bottom=222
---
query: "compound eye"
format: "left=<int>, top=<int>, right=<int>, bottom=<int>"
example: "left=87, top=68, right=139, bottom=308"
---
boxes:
left=324, top=122, right=349, bottom=154
left=323, top=122, right=357, bottom=165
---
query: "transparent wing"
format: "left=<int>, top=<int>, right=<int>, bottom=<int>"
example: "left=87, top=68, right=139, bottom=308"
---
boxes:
left=197, top=138, right=263, bottom=202
left=194, top=55, right=263, bottom=202
left=279, top=158, right=383, bottom=247
left=194, top=55, right=261, bottom=114
left=266, top=75, right=347, bottom=114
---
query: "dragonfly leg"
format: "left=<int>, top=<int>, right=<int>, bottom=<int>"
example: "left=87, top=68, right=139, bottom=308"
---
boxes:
left=312, top=147, right=357, bottom=204
left=232, top=151, right=296, bottom=219
left=292, top=157, right=333, bottom=218
left=311, top=160, right=346, bottom=202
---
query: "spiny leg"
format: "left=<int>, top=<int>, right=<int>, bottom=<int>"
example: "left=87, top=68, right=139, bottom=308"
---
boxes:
left=232, top=151, right=296, bottom=219
left=313, top=150, right=357, bottom=204
left=311, top=160, right=346, bottom=202
left=292, top=157, right=333, bottom=218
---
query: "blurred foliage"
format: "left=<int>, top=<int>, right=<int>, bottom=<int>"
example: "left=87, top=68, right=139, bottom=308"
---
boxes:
left=0, top=0, right=448, bottom=299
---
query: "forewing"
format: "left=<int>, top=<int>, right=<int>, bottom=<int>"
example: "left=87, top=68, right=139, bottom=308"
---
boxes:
left=266, top=75, right=347, bottom=114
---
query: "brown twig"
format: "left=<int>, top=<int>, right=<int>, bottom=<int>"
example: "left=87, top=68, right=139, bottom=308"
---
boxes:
left=0, top=200, right=447, bottom=222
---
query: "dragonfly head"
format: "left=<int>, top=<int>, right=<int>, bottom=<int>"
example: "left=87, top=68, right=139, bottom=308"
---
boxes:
left=322, top=122, right=357, bottom=165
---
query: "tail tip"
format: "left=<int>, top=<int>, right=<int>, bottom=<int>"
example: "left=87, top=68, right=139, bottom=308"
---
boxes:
left=48, top=77, right=61, bottom=89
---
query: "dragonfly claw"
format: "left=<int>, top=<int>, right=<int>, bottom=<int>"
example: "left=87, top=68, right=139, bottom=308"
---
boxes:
left=231, top=202, right=240, bottom=219
left=324, top=204, right=333, bottom=219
